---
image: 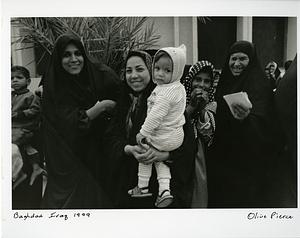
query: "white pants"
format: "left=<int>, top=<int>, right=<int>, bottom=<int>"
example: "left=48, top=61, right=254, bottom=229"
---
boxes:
left=138, top=161, right=171, bottom=182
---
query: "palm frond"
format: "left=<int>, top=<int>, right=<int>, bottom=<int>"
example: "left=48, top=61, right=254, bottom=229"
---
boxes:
left=11, top=17, right=161, bottom=75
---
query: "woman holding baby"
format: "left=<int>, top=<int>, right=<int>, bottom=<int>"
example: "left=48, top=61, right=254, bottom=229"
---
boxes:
left=207, top=41, right=281, bottom=208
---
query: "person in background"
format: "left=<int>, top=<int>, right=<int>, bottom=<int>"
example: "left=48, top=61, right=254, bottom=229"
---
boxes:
left=208, top=41, right=281, bottom=208
left=41, top=34, right=120, bottom=209
left=265, top=61, right=281, bottom=90
left=183, top=60, right=217, bottom=208
left=11, top=65, right=45, bottom=208
left=274, top=56, right=297, bottom=207
left=104, top=50, right=196, bottom=208
left=282, top=60, right=293, bottom=78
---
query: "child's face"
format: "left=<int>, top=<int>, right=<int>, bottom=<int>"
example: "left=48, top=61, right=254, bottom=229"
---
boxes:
left=11, top=71, right=30, bottom=91
left=192, top=72, right=212, bottom=91
left=153, top=55, right=173, bottom=85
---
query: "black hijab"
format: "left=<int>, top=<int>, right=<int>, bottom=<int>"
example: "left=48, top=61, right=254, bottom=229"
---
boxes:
left=41, top=34, right=120, bottom=208
left=42, top=34, right=96, bottom=109
left=216, top=40, right=274, bottom=120
left=42, top=34, right=120, bottom=141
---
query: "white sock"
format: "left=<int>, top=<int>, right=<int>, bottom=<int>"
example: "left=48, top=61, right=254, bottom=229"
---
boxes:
left=158, top=178, right=170, bottom=195
left=138, top=176, right=150, bottom=191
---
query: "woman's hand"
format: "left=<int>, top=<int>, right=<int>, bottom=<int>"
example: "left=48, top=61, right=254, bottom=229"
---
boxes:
left=186, top=88, right=209, bottom=118
left=190, top=88, right=209, bottom=109
left=86, top=100, right=116, bottom=120
left=231, top=103, right=250, bottom=120
left=138, top=146, right=170, bottom=165
left=124, top=145, right=147, bottom=157
left=98, top=99, right=117, bottom=113
left=125, top=144, right=170, bottom=165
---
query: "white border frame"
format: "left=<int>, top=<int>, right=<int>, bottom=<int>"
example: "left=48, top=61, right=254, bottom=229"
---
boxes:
left=1, top=1, right=300, bottom=238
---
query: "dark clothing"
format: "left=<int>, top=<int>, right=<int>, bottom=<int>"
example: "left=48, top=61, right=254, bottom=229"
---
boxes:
left=274, top=56, right=297, bottom=207
left=41, top=34, right=120, bottom=209
left=207, top=41, right=281, bottom=208
left=103, top=80, right=196, bottom=208
left=12, top=146, right=43, bottom=210
left=12, top=88, right=40, bottom=144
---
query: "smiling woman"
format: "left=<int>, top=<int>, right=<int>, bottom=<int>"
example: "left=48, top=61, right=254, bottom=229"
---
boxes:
left=207, top=40, right=282, bottom=208
left=61, top=44, right=85, bottom=75
left=40, top=34, right=121, bottom=209
left=125, top=56, right=151, bottom=92
left=228, top=52, right=250, bottom=76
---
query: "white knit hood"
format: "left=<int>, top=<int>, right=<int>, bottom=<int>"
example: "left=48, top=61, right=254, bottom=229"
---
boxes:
left=153, top=44, right=187, bottom=84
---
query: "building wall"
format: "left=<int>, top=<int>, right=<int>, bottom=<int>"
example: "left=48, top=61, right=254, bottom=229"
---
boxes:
left=147, top=17, right=195, bottom=65
left=286, top=17, right=297, bottom=61
left=148, top=17, right=174, bottom=48
left=11, top=26, right=36, bottom=77
left=11, top=17, right=297, bottom=79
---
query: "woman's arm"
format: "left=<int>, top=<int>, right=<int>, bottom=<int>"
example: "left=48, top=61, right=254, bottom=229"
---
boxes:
left=86, top=100, right=116, bottom=120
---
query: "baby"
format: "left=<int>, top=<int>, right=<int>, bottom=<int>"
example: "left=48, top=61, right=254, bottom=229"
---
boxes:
left=128, top=44, right=187, bottom=208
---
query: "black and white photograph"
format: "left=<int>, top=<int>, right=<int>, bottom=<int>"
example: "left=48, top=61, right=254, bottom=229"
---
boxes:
left=1, top=0, right=300, bottom=237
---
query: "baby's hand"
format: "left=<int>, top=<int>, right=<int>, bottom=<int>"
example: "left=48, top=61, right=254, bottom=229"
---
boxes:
left=136, top=133, right=145, bottom=146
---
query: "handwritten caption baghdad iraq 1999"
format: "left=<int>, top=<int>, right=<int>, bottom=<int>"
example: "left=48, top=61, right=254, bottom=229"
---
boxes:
left=13, top=211, right=91, bottom=221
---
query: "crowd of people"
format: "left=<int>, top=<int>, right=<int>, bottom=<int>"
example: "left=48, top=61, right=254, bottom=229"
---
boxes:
left=11, top=33, right=297, bottom=209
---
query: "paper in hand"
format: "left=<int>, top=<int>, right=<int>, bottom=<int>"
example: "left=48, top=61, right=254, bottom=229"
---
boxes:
left=223, top=92, right=252, bottom=117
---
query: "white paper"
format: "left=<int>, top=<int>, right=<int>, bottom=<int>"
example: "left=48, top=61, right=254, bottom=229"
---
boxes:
left=223, top=92, right=252, bottom=117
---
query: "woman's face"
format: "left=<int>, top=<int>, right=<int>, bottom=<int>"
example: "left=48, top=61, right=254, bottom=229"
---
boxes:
left=192, top=72, right=212, bottom=91
left=229, top=52, right=250, bottom=76
left=269, top=65, right=275, bottom=74
left=125, top=56, right=151, bottom=92
left=61, top=43, right=84, bottom=75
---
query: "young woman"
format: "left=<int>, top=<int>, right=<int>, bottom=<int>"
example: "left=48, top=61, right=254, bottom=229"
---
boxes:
left=104, top=50, right=196, bottom=208
left=41, top=34, right=120, bottom=208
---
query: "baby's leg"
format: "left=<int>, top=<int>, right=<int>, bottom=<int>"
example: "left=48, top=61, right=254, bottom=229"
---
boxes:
left=154, top=162, right=173, bottom=207
left=155, top=162, right=171, bottom=195
left=138, top=162, right=152, bottom=189
left=128, top=163, right=153, bottom=197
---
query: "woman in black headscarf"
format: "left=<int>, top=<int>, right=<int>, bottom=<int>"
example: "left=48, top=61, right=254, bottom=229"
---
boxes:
left=265, top=61, right=282, bottom=90
left=41, top=34, right=120, bottom=209
left=207, top=41, right=280, bottom=208
left=103, top=50, right=196, bottom=208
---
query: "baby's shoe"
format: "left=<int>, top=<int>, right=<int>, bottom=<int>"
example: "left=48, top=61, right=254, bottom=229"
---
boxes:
left=128, top=186, right=152, bottom=198
left=155, top=190, right=173, bottom=208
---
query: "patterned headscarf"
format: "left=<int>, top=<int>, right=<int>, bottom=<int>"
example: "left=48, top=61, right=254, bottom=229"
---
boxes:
left=182, top=60, right=216, bottom=144
left=183, top=60, right=215, bottom=106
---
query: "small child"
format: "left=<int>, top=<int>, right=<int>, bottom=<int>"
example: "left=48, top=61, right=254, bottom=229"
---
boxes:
left=11, top=66, right=44, bottom=190
left=128, top=44, right=187, bottom=208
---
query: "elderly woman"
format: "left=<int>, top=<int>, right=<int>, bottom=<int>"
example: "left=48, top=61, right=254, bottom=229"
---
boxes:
left=183, top=60, right=217, bottom=208
left=41, top=34, right=121, bottom=208
left=103, top=50, right=196, bottom=208
left=208, top=41, right=280, bottom=208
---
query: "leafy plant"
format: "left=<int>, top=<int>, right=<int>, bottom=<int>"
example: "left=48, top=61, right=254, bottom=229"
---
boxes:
left=11, top=17, right=161, bottom=75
